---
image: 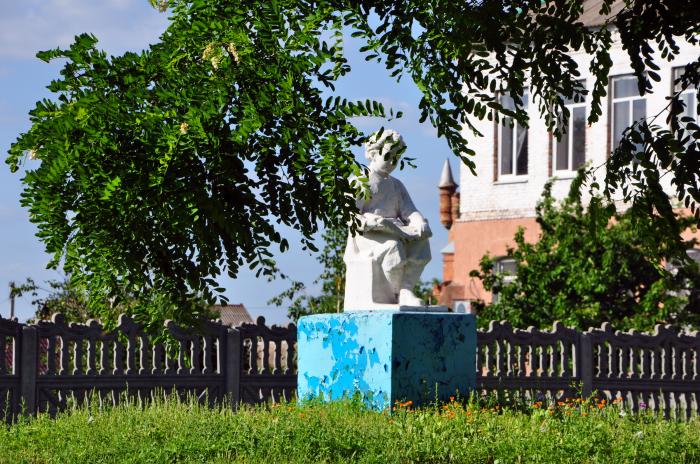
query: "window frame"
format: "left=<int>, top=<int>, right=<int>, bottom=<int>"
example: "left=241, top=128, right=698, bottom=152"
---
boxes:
left=610, top=74, right=647, bottom=153
left=553, top=83, right=587, bottom=174
left=496, top=90, right=529, bottom=181
left=491, top=257, right=517, bottom=303
left=672, top=66, right=698, bottom=124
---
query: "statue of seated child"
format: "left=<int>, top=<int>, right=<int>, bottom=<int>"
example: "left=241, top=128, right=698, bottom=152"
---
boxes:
left=344, top=129, right=432, bottom=309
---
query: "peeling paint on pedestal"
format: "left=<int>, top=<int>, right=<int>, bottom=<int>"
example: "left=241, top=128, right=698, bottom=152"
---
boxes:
left=297, top=312, right=476, bottom=410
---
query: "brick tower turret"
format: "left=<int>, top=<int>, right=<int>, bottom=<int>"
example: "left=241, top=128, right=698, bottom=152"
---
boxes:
left=438, top=159, right=458, bottom=229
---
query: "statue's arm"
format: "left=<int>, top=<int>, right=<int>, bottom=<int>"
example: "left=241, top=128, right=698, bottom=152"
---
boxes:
left=358, top=213, right=414, bottom=240
left=406, top=212, right=432, bottom=239
left=397, top=181, right=432, bottom=240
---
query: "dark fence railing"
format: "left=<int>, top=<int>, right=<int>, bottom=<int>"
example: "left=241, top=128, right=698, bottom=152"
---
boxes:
left=477, top=321, right=700, bottom=419
left=0, top=314, right=296, bottom=422
left=3, top=314, right=699, bottom=421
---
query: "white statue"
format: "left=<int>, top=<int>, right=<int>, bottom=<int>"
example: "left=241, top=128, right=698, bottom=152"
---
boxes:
left=343, top=129, right=432, bottom=310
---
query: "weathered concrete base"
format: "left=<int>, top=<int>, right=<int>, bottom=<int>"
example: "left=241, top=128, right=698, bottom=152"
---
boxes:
left=297, top=311, right=476, bottom=410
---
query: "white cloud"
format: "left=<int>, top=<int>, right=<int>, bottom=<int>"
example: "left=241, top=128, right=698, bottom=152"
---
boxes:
left=0, top=0, right=168, bottom=60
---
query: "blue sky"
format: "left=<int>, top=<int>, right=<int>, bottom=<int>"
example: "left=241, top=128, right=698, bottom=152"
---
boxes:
left=0, top=0, right=455, bottom=325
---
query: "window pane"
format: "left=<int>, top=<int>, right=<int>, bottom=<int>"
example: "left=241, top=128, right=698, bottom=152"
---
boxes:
left=516, top=123, right=528, bottom=175
left=613, top=101, right=630, bottom=149
left=556, top=120, right=569, bottom=171
left=681, top=92, right=696, bottom=120
left=502, top=260, right=517, bottom=275
left=674, top=67, right=686, bottom=93
left=690, top=92, right=697, bottom=120
left=613, top=76, right=640, bottom=98
left=572, top=106, right=586, bottom=169
left=688, top=248, right=700, bottom=263
left=500, top=94, right=515, bottom=111
left=497, top=259, right=517, bottom=275
left=500, top=119, right=513, bottom=175
left=632, top=98, right=646, bottom=123
left=518, top=92, right=528, bottom=175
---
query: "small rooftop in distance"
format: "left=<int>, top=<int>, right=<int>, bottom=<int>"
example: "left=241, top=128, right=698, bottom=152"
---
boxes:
left=211, top=304, right=254, bottom=327
left=439, top=158, right=457, bottom=188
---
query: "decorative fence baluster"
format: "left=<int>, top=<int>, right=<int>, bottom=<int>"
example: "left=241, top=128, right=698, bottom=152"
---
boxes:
left=237, top=317, right=297, bottom=404
left=0, top=317, right=21, bottom=421
left=476, top=320, right=700, bottom=417
left=0, top=335, right=6, bottom=376
left=586, top=323, right=700, bottom=419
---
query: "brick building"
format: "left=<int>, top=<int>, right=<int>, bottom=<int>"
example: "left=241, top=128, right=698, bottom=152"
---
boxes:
left=435, top=0, right=700, bottom=311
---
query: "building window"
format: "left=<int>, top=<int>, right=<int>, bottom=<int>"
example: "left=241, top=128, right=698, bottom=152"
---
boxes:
left=492, top=257, right=517, bottom=303
left=498, top=91, right=529, bottom=177
left=673, top=66, right=698, bottom=124
left=611, top=75, right=646, bottom=151
left=555, top=84, right=587, bottom=172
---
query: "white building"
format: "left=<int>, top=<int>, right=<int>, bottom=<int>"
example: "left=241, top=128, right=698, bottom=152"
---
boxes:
left=436, top=0, right=700, bottom=309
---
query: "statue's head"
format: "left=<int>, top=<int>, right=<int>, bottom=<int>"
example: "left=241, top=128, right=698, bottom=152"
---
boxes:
left=365, top=129, right=405, bottom=176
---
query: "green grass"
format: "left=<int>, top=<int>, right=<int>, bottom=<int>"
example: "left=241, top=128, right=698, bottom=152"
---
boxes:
left=1, top=396, right=699, bottom=463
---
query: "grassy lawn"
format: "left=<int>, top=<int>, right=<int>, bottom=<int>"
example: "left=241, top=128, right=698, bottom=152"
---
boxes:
left=1, top=396, right=699, bottom=463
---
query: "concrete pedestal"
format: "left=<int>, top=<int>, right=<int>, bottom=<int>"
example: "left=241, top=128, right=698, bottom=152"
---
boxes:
left=297, top=311, right=476, bottom=410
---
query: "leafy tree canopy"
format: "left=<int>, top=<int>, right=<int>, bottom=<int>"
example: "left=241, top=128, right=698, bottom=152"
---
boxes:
left=7, top=0, right=700, bottom=328
left=470, top=171, right=700, bottom=331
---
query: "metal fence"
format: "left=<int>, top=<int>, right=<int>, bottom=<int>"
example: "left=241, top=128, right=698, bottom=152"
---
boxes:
left=3, top=314, right=700, bottom=420
left=0, top=314, right=296, bottom=422
left=477, top=321, right=700, bottom=419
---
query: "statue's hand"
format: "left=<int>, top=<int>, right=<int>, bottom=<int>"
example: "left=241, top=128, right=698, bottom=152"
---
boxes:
left=361, top=214, right=412, bottom=239
left=416, top=220, right=432, bottom=239
left=405, top=213, right=432, bottom=240
left=361, top=213, right=384, bottom=231
left=380, top=219, right=411, bottom=239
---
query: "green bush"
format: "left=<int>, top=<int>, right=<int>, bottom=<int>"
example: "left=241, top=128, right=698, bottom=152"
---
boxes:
left=1, top=397, right=699, bottom=463
left=471, top=171, right=700, bottom=332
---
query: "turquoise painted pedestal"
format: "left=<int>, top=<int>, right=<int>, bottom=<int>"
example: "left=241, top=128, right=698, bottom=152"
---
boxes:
left=297, top=311, right=476, bottom=410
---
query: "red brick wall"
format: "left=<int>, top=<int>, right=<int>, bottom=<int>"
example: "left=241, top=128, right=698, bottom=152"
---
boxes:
left=440, top=216, right=540, bottom=305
